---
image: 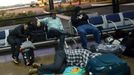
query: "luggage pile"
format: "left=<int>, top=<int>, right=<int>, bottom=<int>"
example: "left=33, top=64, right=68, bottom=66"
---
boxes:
left=85, top=29, right=134, bottom=75
left=73, top=29, right=133, bottom=75
left=103, top=29, right=134, bottom=57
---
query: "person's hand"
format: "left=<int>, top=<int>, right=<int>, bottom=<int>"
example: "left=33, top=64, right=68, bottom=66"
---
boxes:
left=19, top=48, right=23, bottom=52
left=78, top=14, right=83, bottom=19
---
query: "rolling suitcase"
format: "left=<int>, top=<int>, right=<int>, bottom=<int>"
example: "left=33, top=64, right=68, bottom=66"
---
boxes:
left=21, top=48, right=34, bottom=66
left=86, top=53, right=131, bottom=75
left=20, top=40, right=35, bottom=66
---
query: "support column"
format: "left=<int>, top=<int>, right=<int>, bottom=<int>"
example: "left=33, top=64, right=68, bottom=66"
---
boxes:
left=49, top=0, right=54, bottom=10
left=112, top=0, right=120, bottom=13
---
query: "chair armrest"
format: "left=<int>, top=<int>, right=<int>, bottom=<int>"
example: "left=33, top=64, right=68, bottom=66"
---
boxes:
left=107, top=20, right=118, bottom=30
left=124, top=18, right=134, bottom=25
left=72, top=26, right=79, bottom=35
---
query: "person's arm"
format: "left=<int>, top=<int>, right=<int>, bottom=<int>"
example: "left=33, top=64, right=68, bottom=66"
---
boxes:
left=39, top=18, right=48, bottom=26
left=57, top=18, right=64, bottom=30
left=81, top=13, right=89, bottom=21
left=71, top=15, right=78, bottom=27
left=15, top=25, right=27, bottom=38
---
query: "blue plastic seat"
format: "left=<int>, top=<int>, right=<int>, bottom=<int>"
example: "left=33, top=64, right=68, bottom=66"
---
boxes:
left=0, top=31, right=5, bottom=39
left=122, top=11, right=134, bottom=26
left=104, top=13, right=124, bottom=29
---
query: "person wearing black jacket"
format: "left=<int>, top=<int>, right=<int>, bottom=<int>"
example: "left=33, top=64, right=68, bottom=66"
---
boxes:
left=27, top=18, right=46, bottom=43
left=71, top=6, right=101, bottom=49
left=7, top=24, right=30, bottom=64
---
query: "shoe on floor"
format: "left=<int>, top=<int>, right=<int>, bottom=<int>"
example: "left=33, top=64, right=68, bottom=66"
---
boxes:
left=28, top=69, right=37, bottom=75
left=32, top=63, right=41, bottom=68
left=12, top=58, right=19, bottom=64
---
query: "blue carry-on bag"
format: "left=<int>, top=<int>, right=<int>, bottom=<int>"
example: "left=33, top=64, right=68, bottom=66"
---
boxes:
left=63, top=66, right=85, bottom=75
left=86, top=53, right=131, bottom=75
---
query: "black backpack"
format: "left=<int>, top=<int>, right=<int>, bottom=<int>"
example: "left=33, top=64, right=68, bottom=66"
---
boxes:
left=121, top=37, right=134, bottom=57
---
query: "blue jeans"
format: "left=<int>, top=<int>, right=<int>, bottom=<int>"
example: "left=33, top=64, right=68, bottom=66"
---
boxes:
left=77, top=24, right=101, bottom=49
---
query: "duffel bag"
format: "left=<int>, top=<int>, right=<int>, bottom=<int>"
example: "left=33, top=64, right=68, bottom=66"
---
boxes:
left=90, top=43, right=125, bottom=54
left=86, top=53, right=131, bottom=75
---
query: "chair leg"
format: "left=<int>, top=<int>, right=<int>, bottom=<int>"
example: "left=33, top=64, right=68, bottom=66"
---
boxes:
left=64, top=41, right=69, bottom=49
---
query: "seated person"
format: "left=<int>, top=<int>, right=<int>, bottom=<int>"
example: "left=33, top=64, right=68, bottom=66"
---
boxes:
left=71, top=6, right=101, bottom=49
left=7, top=24, right=30, bottom=64
left=27, top=18, right=46, bottom=42
left=39, top=11, right=65, bottom=50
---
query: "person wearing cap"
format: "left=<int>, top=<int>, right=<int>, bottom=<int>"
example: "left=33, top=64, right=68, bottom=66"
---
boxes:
left=71, top=6, right=101, bottom=49
left=39, top=11, right=65, bottom=50
left=7, top=24, right=30, bottom=64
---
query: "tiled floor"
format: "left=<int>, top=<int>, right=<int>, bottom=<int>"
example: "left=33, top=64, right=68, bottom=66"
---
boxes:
left=0, top=47, right=55, bottom=63
left=0, top=47, right=55, bottom=75
left=0, top=43, right=134, bottom=75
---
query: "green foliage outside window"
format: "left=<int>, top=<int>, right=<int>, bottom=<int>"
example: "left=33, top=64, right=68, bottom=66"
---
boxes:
left=0, top=11, right=35, bottom=27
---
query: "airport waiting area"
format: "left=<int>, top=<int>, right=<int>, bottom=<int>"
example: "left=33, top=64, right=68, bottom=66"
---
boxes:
left=0, top=2, right=134, bottom=75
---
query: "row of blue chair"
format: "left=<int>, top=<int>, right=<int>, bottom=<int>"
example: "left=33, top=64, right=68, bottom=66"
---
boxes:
left=88, top=10, right=134, bottom=32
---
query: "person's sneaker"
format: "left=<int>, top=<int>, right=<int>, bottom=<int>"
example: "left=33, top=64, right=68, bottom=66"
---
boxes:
left=32, top=63, right=41, bottom=68
left=12, top=58, right=19, bottom=64
left=28, top=69, right=37, bottom=75
left=26, top=62, right=30, bottom=66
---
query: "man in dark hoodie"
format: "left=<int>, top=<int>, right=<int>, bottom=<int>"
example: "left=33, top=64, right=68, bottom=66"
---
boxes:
left=7, top=24, right=30, bottom=64
left=71, top=6, right=101, bottom=49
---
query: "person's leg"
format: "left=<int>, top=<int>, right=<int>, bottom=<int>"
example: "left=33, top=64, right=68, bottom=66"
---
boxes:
left=47, top=28, right=60, bottom=38
left=58, top=34, right=65, bottom=50
left=77, top=25, right=88, bottom=49
left=37, top=50, right=66, bottom=75
left=7, top=36, right=19, bottom=63
left=91, top=26, right=101, bottom=44
left=48, top=28, right=65, bottom=50
left=85, top=24, right=101, bottom=44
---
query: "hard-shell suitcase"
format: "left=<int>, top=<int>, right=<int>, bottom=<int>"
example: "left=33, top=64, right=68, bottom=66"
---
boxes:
left=86, top=53, right=131, bottom=75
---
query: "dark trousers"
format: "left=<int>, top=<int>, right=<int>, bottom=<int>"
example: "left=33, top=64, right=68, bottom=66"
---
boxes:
left=37, top=29, right=66, bottom=75
left=47, top=28, right=65, bottom=50
left=7, top=36, right=25, bottom=59
left=37, top=50, right=66, bottom=75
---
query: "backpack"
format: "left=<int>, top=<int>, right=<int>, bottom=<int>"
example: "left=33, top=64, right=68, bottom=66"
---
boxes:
left=121, top=37, right=134, bottom=57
